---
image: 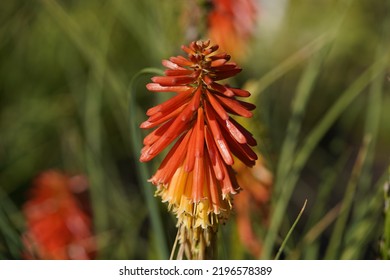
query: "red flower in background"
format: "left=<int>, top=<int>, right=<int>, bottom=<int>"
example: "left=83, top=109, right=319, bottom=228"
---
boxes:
left=208, top=0, right=258, bottom=59
left=23, top=171, right=95, bottom=260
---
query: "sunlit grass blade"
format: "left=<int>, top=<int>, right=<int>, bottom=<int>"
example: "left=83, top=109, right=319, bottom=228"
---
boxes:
left=274, top=199, right=307, bottom=260
left=128, top=68, right=168, bottom=260
left=304, top=203, right=341, bottom=249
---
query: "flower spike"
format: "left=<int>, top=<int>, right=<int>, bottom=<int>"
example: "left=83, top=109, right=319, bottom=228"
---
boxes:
left=140, top=40, right=257, bottom=259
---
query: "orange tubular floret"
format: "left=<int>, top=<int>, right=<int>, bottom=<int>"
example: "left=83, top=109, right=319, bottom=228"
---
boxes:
left=204, top=102, right=233, bottom=165
left=213, top=69, right=242, bottom=81
left=192, top=156, right=205, bottom=202
left=146, top=83, right=191, bottom=92
left=162, top=59, right=185, bottom=70
left=146, top=90, right=192, bottom=116
left=225, top=119, right=247, bottom=144
left=141, top=115, right=191, bottom=162
left=206, top=89, right=229, bottom=121
left=195, top=107, right=205, bottom=158
left=205, top=154, right=221, bottom=214
left=142, top=118, right=174, bottom=146
left=151, top=129, right=193, bottom=185
left=215, top=95, right=254, bottom=118
left=210, top=59, right=228, bottom=67
left=184, top=126, right=197, bottom=173
left=151, top=75, right=197, bottom=86
left=141, top=103, right=187, bottom=129
left=188, top=86, right=202, bottom=112
left=170, top=56, right=193, bottom=67
left=165, top=69, right=193, bottom=76
left=230, top=88, right=251, bottom=97
left=220, top=126, right=257, bottom=167
left=209, top=83, right=235, bottom=97
left=204, top=125, right=225, bottom=181
left=227, top=117, right=257, bottom=146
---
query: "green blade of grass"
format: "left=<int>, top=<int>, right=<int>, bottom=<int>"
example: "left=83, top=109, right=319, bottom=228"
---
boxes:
left=82, top=14, right=115, bottom=257
left=324, top=136, right=371, bottom=259
left=274, top=199, right=307, bottom=260
left=290, top=151, right=350, bottom=259
left=292, top=51, right=389, bottom=179
left=128, top=68, right=168, bottom=260
left=274, top=50, right=328, bottom=194
left=249, top=32, right=333, bottom=97
left=341, top=5, right=390, bottom=259
left=261, top=49, right=326, bottom=259
left=249, top=0, right=354, bottom=98
left=340, top=167, right=389, bottom=259
left=40, top=0, right=129, bottom=140
left=340, top=52, right=387, bottom=259
left=262, top=43, right=389, bottom=260
left=304, top=203, right=341, bottom=247
left=84, top=72, right=107, bottom=257
left=260, top=4, right=354, bottom=259
left=0, top=188, right=24, bottom=259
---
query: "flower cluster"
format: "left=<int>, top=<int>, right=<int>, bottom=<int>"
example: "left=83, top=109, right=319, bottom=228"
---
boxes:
left=23, top=171, right=95, bottom=260
left=140, top=40, right=257, bottom=258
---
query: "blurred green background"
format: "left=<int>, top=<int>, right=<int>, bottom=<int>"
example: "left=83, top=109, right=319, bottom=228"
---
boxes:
left=0, top=0, right=389, bottom=260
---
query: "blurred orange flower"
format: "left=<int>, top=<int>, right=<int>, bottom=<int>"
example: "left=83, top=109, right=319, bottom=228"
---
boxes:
left=140, top=40, right=257, bottom=258
left=23, top=170, right=95, bottom=260
left=234, top=156, right=273, bottom=258
left=208, top=0, right=258, bottom=59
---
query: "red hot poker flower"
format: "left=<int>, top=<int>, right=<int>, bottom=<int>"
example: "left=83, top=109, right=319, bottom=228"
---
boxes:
left=140, top=40, right=257, bottom=259
left=23, top=171, right=95, bottom=260
left=208, top=0, right=258, bottom=59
